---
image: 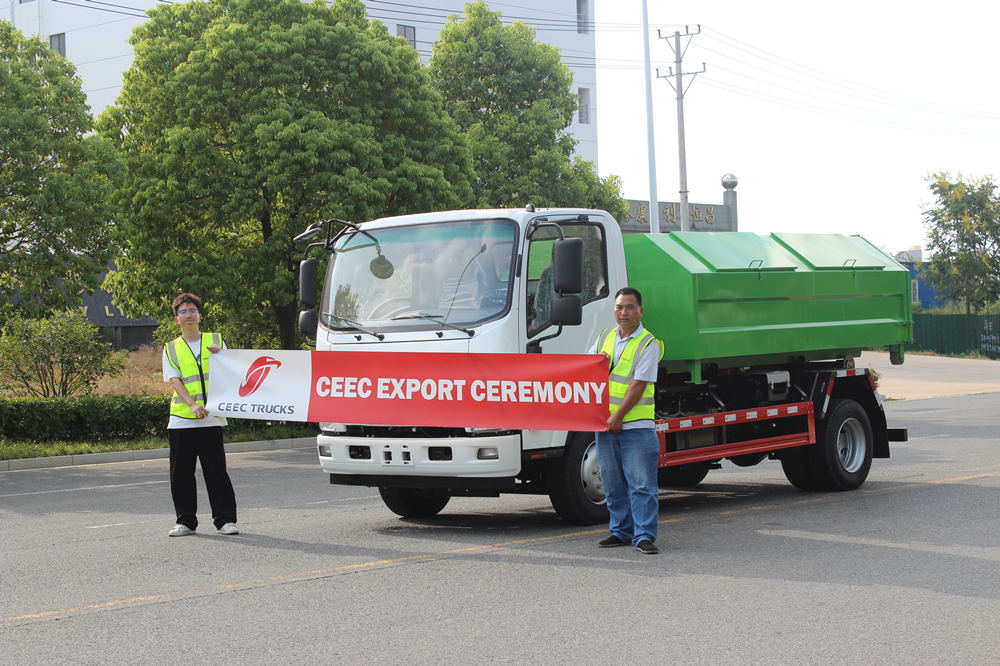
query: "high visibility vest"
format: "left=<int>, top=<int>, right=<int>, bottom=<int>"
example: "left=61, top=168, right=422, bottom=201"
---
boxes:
left=165, top=333, right=221, bottom=419
left=599, top=327, right=663, bottom=422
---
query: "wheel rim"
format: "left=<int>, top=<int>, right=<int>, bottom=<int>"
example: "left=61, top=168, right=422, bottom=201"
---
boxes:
left=836, top=417, right=867, bottom=473
left=580, top=439, right=606, bottom=504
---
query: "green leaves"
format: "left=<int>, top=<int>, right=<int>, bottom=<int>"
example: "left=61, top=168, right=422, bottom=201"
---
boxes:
left=427, top=1, right=624, bottom=217
left=0, top=311, right=126, bottom=398
left=922, top=172, right=1000, bottom=314
left=99, top=0, right=473, bottom=348
left=0, top=23, right=123, bottom=319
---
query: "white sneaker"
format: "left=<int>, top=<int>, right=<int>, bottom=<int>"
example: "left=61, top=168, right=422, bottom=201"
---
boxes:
left=217, top=522, right=239, bottom=535
left=168, top=524, right=195, bottom=537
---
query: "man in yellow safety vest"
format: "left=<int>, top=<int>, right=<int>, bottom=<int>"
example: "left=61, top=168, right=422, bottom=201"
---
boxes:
left=590, top=287, right=663, bottom=554
left=161, top=292, right=239, bottom=537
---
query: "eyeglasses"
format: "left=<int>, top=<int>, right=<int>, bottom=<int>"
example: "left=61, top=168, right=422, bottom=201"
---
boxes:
left=176, top=308, right=199, bottom=316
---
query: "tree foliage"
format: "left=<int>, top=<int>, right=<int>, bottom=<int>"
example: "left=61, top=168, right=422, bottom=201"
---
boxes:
left=97, top=0, right=474, bottom=349
left=922, top=172, right=1000, bottom=314
left=428, top=1, right=626, bottom=219
left=0, top=23, right=122, bottom=320
left=0, top=310, right=125, bottom=398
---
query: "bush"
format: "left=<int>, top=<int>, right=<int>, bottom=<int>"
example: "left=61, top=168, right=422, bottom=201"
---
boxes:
left=0, top=394, right=317, bottom=442
left=0, top=311, right=125, bottom=397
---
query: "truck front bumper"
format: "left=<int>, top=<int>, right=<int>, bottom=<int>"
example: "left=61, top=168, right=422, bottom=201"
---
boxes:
left=316, top=432, right=522, bottom=478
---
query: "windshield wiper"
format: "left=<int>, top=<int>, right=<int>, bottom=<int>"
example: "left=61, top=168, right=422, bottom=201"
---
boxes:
left=323, top=313, right=385, bottom=341
left=392, top=313, right=474, bottom=337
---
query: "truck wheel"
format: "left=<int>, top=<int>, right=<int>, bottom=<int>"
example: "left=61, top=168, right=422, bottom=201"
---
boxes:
left=378, top=487, right=451, bottom=518
left=807, top=398, right=873, bottom=491
left=657, top=463, right=710, bottom=487
left=547, top=432, right=609, bottom=525
left=779, top=445, right=820, bottom=491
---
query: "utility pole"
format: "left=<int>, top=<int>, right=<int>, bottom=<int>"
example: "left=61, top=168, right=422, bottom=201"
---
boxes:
left=641, top=0, right=659, bottom=232
left=657, top=26, right=705, bottom=232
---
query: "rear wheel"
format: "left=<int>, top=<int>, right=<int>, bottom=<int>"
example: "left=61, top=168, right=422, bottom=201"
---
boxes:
left=378, top=487, right=451, bottom=518
left=780, top=445, right=820, bottom=490
left=657, top=463, right=711, bottom=487
left=547, top=432, right=609, bottom=525
left=808, top=398, right=873, bottom=490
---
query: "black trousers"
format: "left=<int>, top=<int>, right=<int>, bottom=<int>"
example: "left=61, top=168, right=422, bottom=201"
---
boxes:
left=168, top=426, right=237, bottom=530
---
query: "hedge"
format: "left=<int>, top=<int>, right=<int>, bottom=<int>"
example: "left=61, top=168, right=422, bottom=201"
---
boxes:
left=0, top=395, right=316, bottom=442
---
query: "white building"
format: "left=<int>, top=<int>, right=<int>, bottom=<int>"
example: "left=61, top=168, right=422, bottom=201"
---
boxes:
left=6, top=0, right=598, bottom=166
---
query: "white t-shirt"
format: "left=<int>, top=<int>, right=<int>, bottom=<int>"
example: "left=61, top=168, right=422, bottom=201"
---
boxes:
left=590, top=324, right=661, bottom=429
left=162, top=337, right=228, bottom=429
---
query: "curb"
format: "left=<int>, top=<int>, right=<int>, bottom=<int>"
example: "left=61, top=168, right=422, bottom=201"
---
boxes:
left=0, top=436, right=316, bottom=473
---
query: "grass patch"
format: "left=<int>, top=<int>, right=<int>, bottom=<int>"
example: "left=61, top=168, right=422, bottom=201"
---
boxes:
left=0, top=423, right=318, bottom=461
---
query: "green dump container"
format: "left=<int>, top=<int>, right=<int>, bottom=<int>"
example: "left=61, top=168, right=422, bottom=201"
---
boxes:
left=624, top=231, right=914, bottom=382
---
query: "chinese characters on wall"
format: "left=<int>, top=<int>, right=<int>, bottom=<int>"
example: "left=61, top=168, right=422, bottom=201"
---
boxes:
left=620, top=200, right=735, bottom=233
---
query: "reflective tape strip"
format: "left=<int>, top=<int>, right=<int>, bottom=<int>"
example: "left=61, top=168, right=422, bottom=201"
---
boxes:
left=165, top=340, right=180, bottom=369
left=609, top=395, right=654, bottom=407
left=609, top=372, right=631, bottom=383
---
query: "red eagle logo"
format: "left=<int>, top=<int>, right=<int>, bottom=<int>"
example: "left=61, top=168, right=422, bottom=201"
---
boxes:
left=239, top=356, right=282, bottom=397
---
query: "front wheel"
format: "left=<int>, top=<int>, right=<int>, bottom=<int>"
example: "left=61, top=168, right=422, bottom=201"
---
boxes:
left=547, top=432, right=609, bottom=525
left=378, top=487, right=451, bottom=518
left=807, top=398, right=873, bottom=491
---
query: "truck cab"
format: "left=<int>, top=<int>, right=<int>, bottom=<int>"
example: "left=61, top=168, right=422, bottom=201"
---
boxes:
left=298, top=207, right=624, bottom=520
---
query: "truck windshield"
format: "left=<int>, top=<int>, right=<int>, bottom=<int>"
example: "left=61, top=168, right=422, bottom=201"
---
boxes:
left=320, top=218, right=517, bottom=332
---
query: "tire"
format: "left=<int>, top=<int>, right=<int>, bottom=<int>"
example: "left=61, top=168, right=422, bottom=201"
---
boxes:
left=780, top=445, right=820, bottom=490
left=547, top=432, right=609, bottom=525
left=807, top=398, right=873, bottom=491
left=378, top=487, right=451, bottom=518
left=657, top=463, right=710, bottom=487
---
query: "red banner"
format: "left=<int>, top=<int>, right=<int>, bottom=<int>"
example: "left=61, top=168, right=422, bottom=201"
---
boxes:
left=210, top=350, right=608, bottom=431
left=307, top=351, right=608, bottom=431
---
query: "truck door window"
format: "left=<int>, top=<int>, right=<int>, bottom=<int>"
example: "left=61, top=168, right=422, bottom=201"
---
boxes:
left=526, top=221, right=607, bottom=335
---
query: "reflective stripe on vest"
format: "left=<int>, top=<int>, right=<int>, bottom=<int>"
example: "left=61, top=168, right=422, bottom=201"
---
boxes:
left=166, top=332, right=221, bottom=419
left=598, top=327, right=662, bottom=422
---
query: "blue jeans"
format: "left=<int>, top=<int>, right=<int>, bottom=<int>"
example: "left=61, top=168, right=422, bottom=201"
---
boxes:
left=596, top=428, right=660, bottom=545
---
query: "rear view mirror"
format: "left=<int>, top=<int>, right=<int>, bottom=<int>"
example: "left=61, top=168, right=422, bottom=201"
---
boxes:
left=552, top=238, right=583, bottom=294
left=299, top=258, right=317, bottom=308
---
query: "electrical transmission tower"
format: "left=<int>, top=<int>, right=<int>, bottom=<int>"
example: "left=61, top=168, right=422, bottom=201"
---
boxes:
left=657, top=26, right=705, bottom=232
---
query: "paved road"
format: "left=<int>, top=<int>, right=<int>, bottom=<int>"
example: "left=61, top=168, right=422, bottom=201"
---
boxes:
left=2, top=391, right=999, bottom=663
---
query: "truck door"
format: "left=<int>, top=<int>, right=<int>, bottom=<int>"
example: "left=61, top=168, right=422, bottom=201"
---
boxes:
left=523, top=216, right=611, bottom=354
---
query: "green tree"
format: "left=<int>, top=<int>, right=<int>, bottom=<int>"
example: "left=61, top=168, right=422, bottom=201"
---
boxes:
left=0, top=311, right=125, bottom=398
left=0, top=23, right=122, bottom=320
left=922, top=172, right=1000, bottom=314
left=97, top=0, right=474, bottom=349
left=428, top=1, right=626, bottom=219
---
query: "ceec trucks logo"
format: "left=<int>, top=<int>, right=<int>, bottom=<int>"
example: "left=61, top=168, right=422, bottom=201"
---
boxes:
left=239, top=356, right=282, bottom=397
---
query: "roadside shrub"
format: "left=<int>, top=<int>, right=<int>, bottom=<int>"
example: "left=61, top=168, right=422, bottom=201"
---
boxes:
left=0, top=311, right=125, bottom=397
left=0, top=394, right=316, bottom=442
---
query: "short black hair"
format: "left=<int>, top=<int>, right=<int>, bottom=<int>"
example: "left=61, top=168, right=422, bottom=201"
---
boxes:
left=614, top=287, right=642, bottom=306
left=172, top=292, right=202, bottom=315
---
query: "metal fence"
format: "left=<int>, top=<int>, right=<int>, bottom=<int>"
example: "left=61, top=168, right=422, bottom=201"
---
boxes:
left=906, top=314, right=1000, bottom=359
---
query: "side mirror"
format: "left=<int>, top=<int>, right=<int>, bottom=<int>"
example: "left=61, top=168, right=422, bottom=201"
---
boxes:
left=552, top=237, right=583, bottom=294
left=549, top=294, right=582, bottom=326
left=299, top=308, right=318, bottom=339
left=299, top=258, right=317, bottom=308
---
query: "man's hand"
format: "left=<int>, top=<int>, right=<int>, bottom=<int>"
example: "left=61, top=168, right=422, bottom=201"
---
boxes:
left=207, top=344, right=221, bottom=354
left=605, top=412, right=624, bottom=433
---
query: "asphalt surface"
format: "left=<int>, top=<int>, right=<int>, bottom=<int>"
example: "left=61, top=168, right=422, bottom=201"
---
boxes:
left=1, top=353, right=999, bottom=663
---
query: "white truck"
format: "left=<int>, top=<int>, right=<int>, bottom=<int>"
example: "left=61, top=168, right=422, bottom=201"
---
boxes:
left=296, top=206, right=910, bottom=524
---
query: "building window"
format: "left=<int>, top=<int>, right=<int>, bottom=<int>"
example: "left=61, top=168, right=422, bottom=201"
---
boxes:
left=20, top=0, right=36, bottom=4
left=578, top=88, right=590, bottom=124
left=397, top=25, right=416, bottom=49
left=576, top=0, right=591, bottom=34
left=49, top=33, right=66, bottom=57
left=911, top=279, right=919, bottom=304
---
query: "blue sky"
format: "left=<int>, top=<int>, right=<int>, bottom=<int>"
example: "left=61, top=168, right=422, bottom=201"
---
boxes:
left=594, top=0, right=998, bottom=254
